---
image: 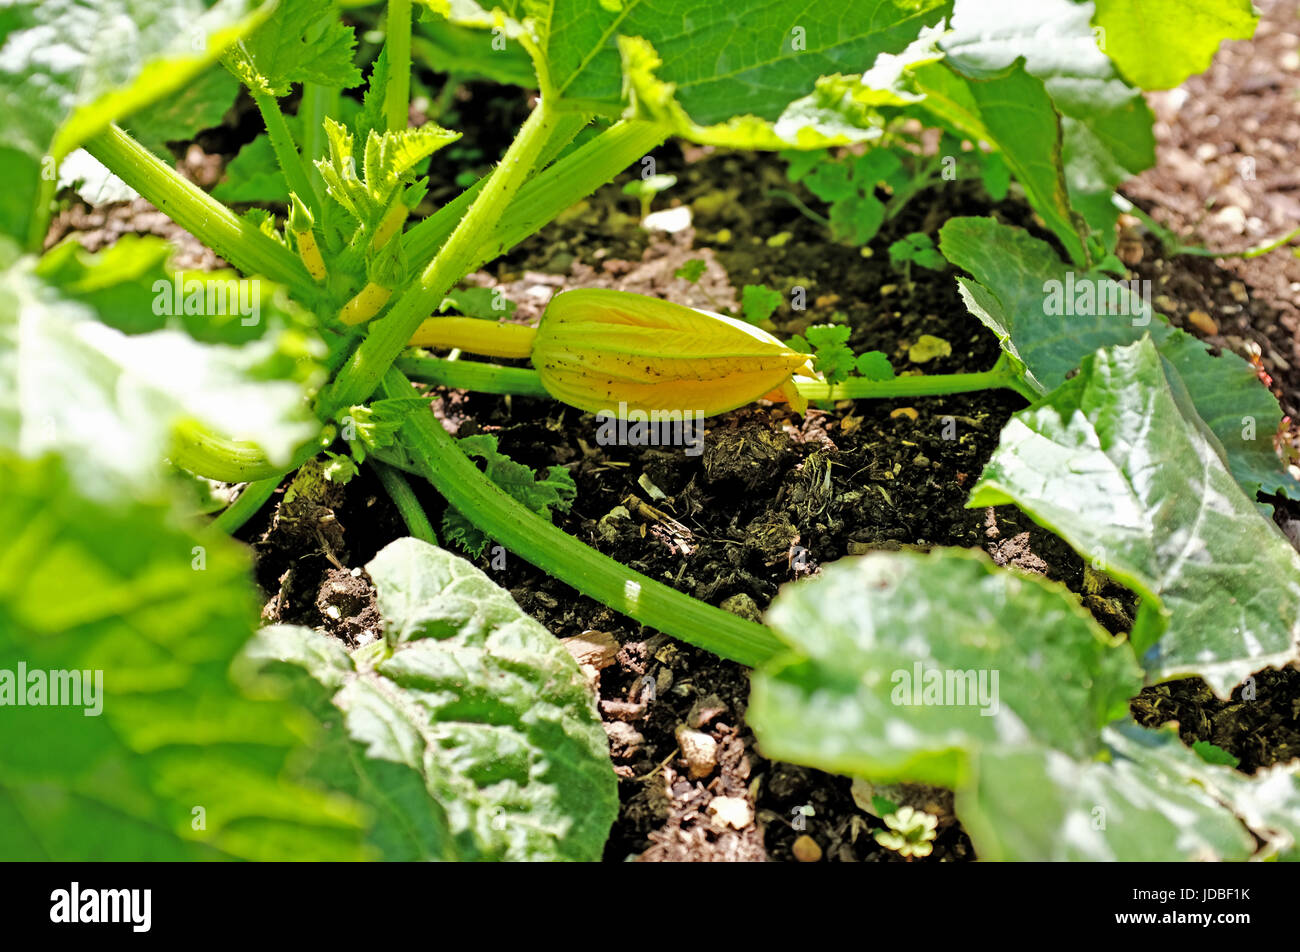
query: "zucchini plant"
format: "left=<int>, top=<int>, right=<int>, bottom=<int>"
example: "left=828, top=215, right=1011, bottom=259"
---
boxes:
left=2, top=0, right=1298, bottom=861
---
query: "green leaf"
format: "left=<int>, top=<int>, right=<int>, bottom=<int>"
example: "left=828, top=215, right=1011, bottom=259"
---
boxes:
left=440, top=287, right=517, bottom=320
left=888, top=232, right=946, bottom=270
left=804, top=324, right=855, bottom=385
left=750, top=548, right=1143, bottom=788
left=828, top=191, right=885, bottom=245
left=967, top=337, right=1300, bottom=697
left=213, top=133, right=290, bottom=202
left=245, top=537, right=617, bottom=860
left=0, top=455, right=369, bottom=860
left=0, top=250, right=323, bottom=497
left=741, top=284, right=783, bottom=324
left=425, top=0, right=953, bottom=147
left=674, top=259, right=707, bottom=283
left=317, top=117, right=458, bottom=223
left=940, top=0, right=1156, bottom=251
left=0, top=0, right=267, bottom=246
left=223, top=0, right=362, bottom=96
left=963, top=723, right=1263, bottom=861
left=856, top=350, right=895, bottom=381
left=749, top=546, right=1300, bottom=861
left=908, top=57, right=1086, bottom=262
left=940, top=216, right=1299, bottom=501
left=362, top=125, right=461, bottom=197
left=1092, top=0, right=1257, bottom=90
left=412, top=15, right=537, bottom=87
left=443, top=435, right=577, bottom=559
left=1193, top=740, right=1240, bottom=768
left=121, top=65, right=240, bottom=157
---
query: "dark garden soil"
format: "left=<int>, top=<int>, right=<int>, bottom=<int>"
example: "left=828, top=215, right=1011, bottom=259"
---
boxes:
left=47, top=1, right=1300, bottom=862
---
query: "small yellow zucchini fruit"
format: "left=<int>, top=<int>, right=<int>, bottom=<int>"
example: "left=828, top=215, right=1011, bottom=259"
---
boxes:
left=289, top=193, right=327, bottom=282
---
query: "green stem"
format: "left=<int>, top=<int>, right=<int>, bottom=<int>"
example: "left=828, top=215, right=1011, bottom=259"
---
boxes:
left=801, top=358, right=1034, bottom=401
left=401, top=117, right=662, bottom=282
left=396, top=356, right=550, bottom=397
left=300, top=83, right=339, bottom=194
left=380, top=367, right=785, bottom=667
left=253, top=91, right=321, bottom=213
left=212, top=476, right=281, bottom=534
left=325, top=98, right=564, bottom=415
left=766, top=188, right=830, bottom=228
left=371, top=458, right=437, bottom=544
left=84, top=124, right=319, bottom=302
left=398, top=353, right=1037, bottom=402
left=384, top=0, right=413, bottom=132
left=1240, top=224, right=1300, bottom=259
left=1115, top=194, right=1300, bottom=260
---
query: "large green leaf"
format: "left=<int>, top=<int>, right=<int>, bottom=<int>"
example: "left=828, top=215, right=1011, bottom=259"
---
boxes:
left=964, top=724, right=1276, bottom=861
left=1092, top=0, right=1257, bottom=90
left=0, top=455, right=369, bottom=860
left=907, top=58, right=1086, bottom=263
left=424, top=0, right=952, bottom=147
left=0, top=246, right=323, bottom=498
left=940, top=0, right=1155, bottom=251
left=750, top=548, right=1143, bottom=788
left=968, top=337, right=1300, bottom=697
left=0, top=0, right=267, bottom=246
left=749, top=548, right=1300, bottom=860
left=245, top=537, right=618, bottom=861
left=940, top=216, right=1299, bottom=502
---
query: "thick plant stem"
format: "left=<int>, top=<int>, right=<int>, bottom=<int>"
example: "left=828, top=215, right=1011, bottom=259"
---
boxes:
left=371, top=459, right=437, bottom=544
left=381, top=367, right=785, bottom=667
left=213, top=477, right=281, bottom=534
left=325, top=99, right=563, bottom=414
left=402, top=118, right=665, bottom=277
left=398, top=353, right=1038, bottom=403
left=84, top=125, right=318, bottom=302
left=384, top=0, right=413, bottom=132
left=253, top=92, right=321, bottom=214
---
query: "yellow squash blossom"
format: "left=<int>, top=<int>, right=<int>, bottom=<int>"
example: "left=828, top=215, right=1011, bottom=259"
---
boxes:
left=528, top=289, right=814, bottom=416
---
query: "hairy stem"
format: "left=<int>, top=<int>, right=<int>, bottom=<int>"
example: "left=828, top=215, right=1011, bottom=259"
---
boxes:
left=380, top=367, right=784, bottom=667
left=253, top=91, right=320, bottom=212
left=384, top=0, right=413, bottom=132
left=84, top=124, right=319, bottom=302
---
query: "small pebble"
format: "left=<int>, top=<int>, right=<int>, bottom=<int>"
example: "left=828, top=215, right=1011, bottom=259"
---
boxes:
left=676, top=727, right=718, bottom=779
left=1187, top=309, right=1219, bottom=335
left=792, top=835, right=823, bottom=863
left=708, top=796, right=753, bottom=830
